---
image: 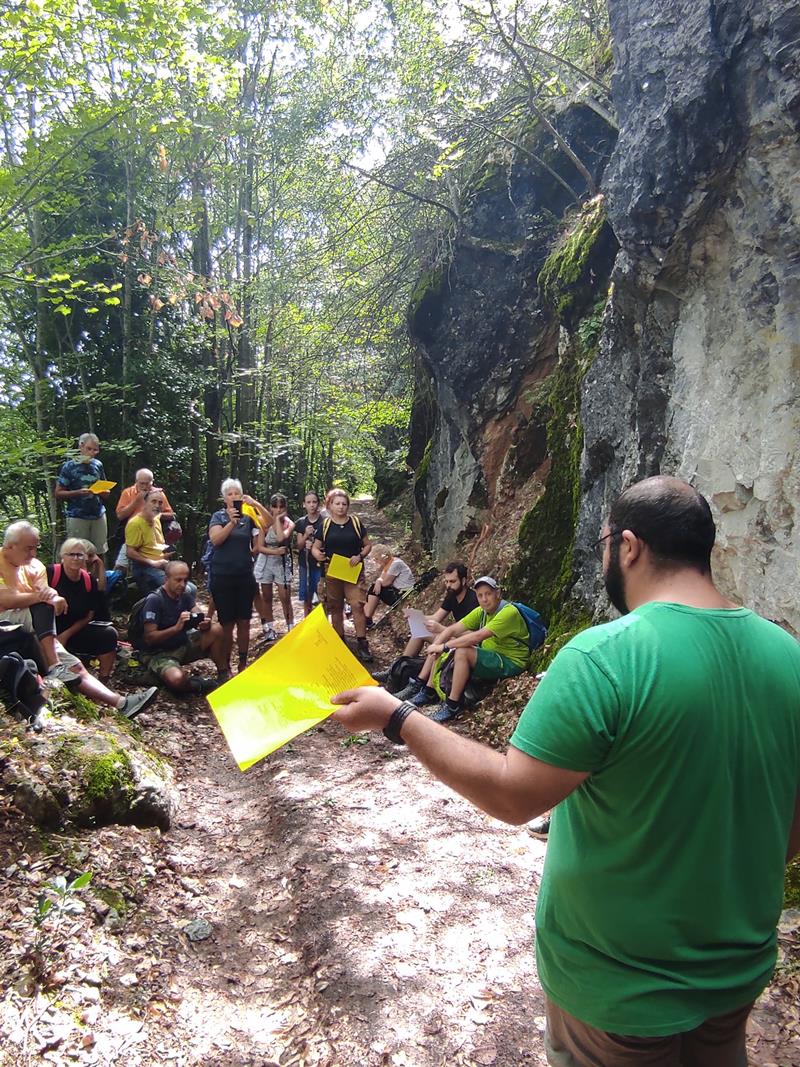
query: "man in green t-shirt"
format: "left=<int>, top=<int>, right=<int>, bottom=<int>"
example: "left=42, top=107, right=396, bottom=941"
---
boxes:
left=329, top=476, right=800, bottom=1066
left=395, top=575, right=528, bottom=723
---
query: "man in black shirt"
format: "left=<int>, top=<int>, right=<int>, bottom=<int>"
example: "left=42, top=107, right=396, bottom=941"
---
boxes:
left=142, top=561, right=228, bottom=694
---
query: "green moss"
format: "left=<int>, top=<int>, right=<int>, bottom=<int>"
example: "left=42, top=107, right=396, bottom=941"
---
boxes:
left=786, top=859, right=800, bottom=909
left=47, top=687, right=101, bottom=722
left=415, top=438, right=432, bottom=484
left=93, top=886, right=129, bottom=915
left=84, top=748, right=134, bottom=801
left=408, top=266, right=445, bottom=325
left=539, top=195, right=607, bottom=316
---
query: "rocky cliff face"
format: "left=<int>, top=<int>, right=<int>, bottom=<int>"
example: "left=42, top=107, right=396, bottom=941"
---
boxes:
left=576, top=0, right=800, bottom=634
left=410, top=0, right=799, bottom=639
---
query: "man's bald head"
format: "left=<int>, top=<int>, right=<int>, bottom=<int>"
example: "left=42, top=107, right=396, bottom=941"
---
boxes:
left=608, top=476, right=715, bottom=573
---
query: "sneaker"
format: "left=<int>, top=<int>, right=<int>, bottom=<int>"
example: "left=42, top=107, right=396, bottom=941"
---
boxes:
left=426, top=702, right=460, bottom=723
left=119, top=686, right=158, bottom=720
left=394, top=679, right=423, bottom=701
left=410, top=686, right=438, bottom=708
left=365, top=618, right=375, bottom=630
left=262, top=623, right=277, bottom=642
left=527, top=814, right=550, bottom=840
left=47, top=662, right=79, bottom=685
left=42, top=674, right=65, bottom=692
left=356, top=638, right=374, bottom=663
left=371, top=667, right=391, bottom=684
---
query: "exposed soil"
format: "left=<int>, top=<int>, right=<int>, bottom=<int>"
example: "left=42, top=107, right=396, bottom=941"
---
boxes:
left=0, top=500, right=798, bottom=1066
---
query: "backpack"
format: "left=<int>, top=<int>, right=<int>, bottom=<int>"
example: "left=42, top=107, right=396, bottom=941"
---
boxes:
left=480, top=600, right=547, bottom=664
left=321, top=514, right=362, bottom=549
left=385, top=655, right=425, bottom=694
left=200, top=537, right=214, bottom=574
left=127, top=595, right=152, bottom=650
left=0, top=652, right=47, bottom=728
left=51, top=563, right=91, bottom=591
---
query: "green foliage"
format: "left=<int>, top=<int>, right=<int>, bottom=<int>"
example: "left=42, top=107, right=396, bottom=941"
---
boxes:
left=84, top=749, right=135, bottom=801
left=786, top=860, right=800, bottom=909
left=29, top=869, right=93, bottom=985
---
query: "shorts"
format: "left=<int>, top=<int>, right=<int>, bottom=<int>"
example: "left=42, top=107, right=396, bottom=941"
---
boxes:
left=66, top=515, right=108, bottom=554
left=367, top=583, right=403, bottom=606
left=62, top=621, right=119, bottom=657
left=298, top=557, right=321, bottom=602
left=254, top=552, right=293, bottom=587
left=210, top=573, right=256, bottom=624
left=473, top=647, right=524, bottom=680
left=324, top=573, right=367, bottom=610
left=147, top=630, right=205, bottom=679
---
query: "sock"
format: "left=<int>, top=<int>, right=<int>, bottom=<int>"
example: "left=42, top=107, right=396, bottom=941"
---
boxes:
left=116, top=696, right=126, bottom=710
left=445, top=696, right=462, bottom=710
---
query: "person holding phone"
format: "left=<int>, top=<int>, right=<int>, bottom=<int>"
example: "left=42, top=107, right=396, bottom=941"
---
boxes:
left=208, top=478, right=272, bottom=677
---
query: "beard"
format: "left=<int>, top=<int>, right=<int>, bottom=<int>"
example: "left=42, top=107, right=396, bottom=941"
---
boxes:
left=604, top=540, right=630, bottom=615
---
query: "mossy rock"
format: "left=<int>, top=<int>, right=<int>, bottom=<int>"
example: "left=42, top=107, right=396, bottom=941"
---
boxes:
left=538, top=195, right=609, bottom=318
left=1, top=710, right=177, bottom=831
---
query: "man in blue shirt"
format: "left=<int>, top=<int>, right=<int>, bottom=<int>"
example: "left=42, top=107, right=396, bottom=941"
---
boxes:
left=55, top=433, right=110, bottom=554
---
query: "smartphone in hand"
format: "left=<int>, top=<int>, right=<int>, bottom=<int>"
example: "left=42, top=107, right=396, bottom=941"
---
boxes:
left=232, top=499, right=243, bottom=516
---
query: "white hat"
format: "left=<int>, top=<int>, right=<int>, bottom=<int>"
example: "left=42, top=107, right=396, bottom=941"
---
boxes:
left=474, top=575, right=499, bottom=590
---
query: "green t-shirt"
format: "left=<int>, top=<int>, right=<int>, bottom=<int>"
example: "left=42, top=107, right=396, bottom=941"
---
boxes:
left=510, top=601, right=800, bottom=1037
left=460, top=601, right=529, bottom=668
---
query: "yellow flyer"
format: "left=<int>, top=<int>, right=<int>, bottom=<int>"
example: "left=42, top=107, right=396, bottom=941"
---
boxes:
left=207, top=606, right=377, bottom=770
left=326, top=552, right=362, bottom=583
left=89, top=480, right=117, bottom=494
left=241, top=501, right=267, bottom=530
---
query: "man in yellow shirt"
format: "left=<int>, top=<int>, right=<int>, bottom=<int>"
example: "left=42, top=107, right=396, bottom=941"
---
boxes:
left=125, top=490, right=172, bottom=594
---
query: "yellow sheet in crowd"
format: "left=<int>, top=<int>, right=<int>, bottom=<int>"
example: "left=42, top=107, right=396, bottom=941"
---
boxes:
left=207, top=606, right=377, bottom=770
left=241, top=501, right=267, bottom=530
left=89, top=480, right=117, bottom=494
left=325, top=552, right=362, bottom=583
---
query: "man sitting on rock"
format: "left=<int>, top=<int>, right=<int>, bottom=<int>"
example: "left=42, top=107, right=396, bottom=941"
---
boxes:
left=395, top=576, right=528, bottom=723
left=0, top=521, right=156, bottom=719
left=141, top=560, right=228, bottom=695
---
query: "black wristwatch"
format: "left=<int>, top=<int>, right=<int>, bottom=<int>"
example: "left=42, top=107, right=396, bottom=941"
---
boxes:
left=383, top=701, right=416, bottom=745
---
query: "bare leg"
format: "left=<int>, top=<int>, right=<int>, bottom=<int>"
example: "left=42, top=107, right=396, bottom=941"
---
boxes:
left=402, top=637, right=426, bottom=657
left=260, top=584, right=274, bottom=622
left=75, top=668, right=126, bottom=708
left=329, top=605, right=345, bottom=637
left=363, top=592, right=380, bottom=620
left=351, top=601, right=367, bottom=639
left=200, top=624, right=229, bottom=672
left=236, top=618, right=250, bottom=669
left=417, top=653, right=436, bottom=684
left=219, top=621, right=235, bottom=668
left=98, top=649, right=116, bottom=683
left=448, top=647, right=477, bottom=702
left=276, top=585, right=294, bottom=629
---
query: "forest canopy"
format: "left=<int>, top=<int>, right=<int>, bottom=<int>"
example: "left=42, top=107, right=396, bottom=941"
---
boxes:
left=0, top=0, right=609, bottom=555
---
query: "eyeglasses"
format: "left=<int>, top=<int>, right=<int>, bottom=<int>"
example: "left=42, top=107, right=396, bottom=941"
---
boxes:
left=65, top=552, right=87, bottom=559
left=591, top=531, right=623, bottom=562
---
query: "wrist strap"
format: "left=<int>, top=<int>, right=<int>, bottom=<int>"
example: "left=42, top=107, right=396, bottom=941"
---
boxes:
left=383, top=701, right=416, bottom=746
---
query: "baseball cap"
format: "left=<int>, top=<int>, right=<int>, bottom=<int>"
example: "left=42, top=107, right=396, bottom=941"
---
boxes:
left=473, top=575, right=499, bottom=590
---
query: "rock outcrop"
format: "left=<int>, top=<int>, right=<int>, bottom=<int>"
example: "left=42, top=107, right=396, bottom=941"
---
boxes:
left=576, top=0, right=800, bottom=633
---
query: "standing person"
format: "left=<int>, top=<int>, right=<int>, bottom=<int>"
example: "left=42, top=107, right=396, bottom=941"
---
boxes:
left=254, top=494, right=295, bottom=642
left=114, top=468, right=177, bottom=572
left=294, top=491, right=324, bottom=617
left=55, top=432, right=110, bottom=555
left=46, top=539, right=119, bottom=684
left=331, top=476, right=800, bottom=1067
left=311, top=489, right=373, bottom=662
left=208, top=479, right=272, bottom=677
left=125, top=489, right=171, bottom=594
left=363, top=545, right=415, bottom=627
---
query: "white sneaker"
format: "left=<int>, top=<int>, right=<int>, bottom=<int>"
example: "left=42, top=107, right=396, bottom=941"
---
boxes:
left=262, top=623, right=277, bottom=642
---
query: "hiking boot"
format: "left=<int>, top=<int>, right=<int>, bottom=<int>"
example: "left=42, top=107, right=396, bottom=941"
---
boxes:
left=120, top=686, right=158, bottom=720
left=188, top=677, right=218, bottom=696
left=217, top=669, right=232, bottom=685
left=527, top=814, right=550, bottom=840
left=394, top=678, right=423, bottom=701
left=426, top=701, right=460, bottom=724
left=410, top=686, right=438, bottom=707
left=356, top=638, right=374, bottom=663
left=371, top=667, right=391, bottom=684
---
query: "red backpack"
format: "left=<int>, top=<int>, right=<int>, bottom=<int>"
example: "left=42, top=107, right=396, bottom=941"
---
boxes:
left=51, top=563, right=91, bottom=591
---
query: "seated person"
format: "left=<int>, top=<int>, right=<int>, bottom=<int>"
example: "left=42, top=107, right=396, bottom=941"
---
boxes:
left=141, top=560, right=228, bottom=695
left=46, top=538, right=119, bottom=684
left=0, top=521, right=156, bottom=719
left=114, top=468, right=178, bottom=572
left=125, top=488, right=172, bottom=594
left=363, top=545, right=415, bottom=627
left=394, top=576, right=528, bottom=724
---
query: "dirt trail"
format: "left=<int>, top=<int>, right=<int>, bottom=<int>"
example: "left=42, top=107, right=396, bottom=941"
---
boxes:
left=0, top=500, right=798, bottom=1065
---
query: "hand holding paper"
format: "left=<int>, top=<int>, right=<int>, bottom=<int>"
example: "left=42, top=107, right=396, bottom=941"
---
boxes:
left=89, top=480, right=117, bottom=494
left=405, top=608, right=434, bottom=640
left=208, top=606, right=377, bottom=770
left=326, top=553, right=363, bottom=583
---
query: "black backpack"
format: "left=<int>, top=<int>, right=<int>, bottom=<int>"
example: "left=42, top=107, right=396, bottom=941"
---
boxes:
left=127, top=596, right=151, bottom=650
left=0, top=653, right=47, bottom=731
left=385, top=655, right=425, bottom=694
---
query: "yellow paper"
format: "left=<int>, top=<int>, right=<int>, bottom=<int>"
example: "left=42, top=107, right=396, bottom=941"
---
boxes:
left=241, top=501, right=267, bottom=530
left=207, top=606, right=376, bottom=770
left=326, top=552, right=362, bottom=584
left=89, top=480, right=117, bottom=494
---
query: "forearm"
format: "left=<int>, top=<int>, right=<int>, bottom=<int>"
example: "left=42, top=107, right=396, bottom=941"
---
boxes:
left=399, top=714, right=535, bottom=825
left=209, top=522, right=234, bottom=547
left=126, top=546, right=160, bottom=567
left=116, top=500, right=140, bottom=520
left=0, top=589, right=39, bottom=610
left=144, top=624, right=186, bottom=647
left=446, top=630, right=483, bottom=649
left=59, top=616, right=91, bottom=643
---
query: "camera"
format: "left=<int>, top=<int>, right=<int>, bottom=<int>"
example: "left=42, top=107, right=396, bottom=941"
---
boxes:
left=186, top=610, right=205, bottom=629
